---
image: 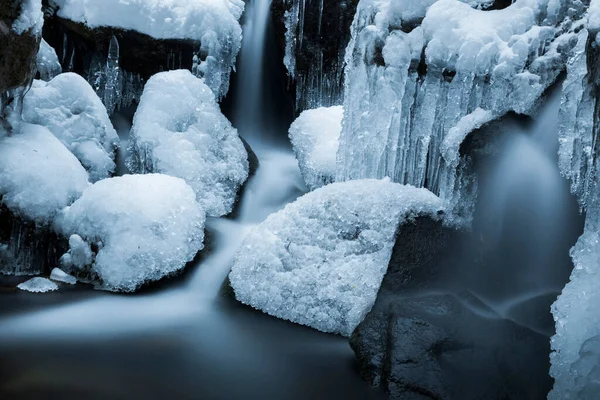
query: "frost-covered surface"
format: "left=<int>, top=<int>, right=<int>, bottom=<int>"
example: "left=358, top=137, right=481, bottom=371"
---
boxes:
left=128, top=70, right=248, bottom=217
left=23, top=73, right=119, bottom=182
left=17, top=277, right=59, bottom=293
left=57, top=174, right=205, bottom=293
left=50, top=267, right=77, bottom=285
left=0, top=123, right=89, bottom=224
left=36, top=39, right=62, bottom=82
left=50, top=0, right=244, bottom=98
left=336, top=0, right=583, bottom=222
left=12, top=0, right=43, bottom=35
left=289, top=106, right=343, bottom=190
left=229, top=179, right=444, bottom=336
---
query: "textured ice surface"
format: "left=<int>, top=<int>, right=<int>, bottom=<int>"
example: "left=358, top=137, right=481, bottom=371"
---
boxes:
left=17, top=277, right=59, bottom=293
left=229, top=179, right=444, bottom=336
left=50, top=0, right=243, bottom=98
left=57, top=174, right=205, bottom=293
left=289, top=106, right=343, bottom=190
left=22, top=73, right=119, bottom=182
left=50, top=267, right=77, bottom=285
left=36, top=39, right=62, bottom=81
left=12, top=0, right=43, bottom=35
left=336, top=0, right=582, bottom=222
left=0, top=123, right=89, bottom=224
left=128, top=70, right=248, bottom=217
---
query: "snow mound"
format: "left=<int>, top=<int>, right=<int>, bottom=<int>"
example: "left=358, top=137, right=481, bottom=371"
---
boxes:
left=22, top=73, right=119, bottom=182
left=36, top=39, right=62, bottom=81
left=18, top=277, right=59, bottom=293
left=289, top=106, right=343, bottom=190
left=50, top=267, right=77, bottom=285
left=50, top=0, right=244, bottom=98
left=229, top=179, right=444, bottom=336
left=57, top=174, right=205, bottom=293
left=0, top=123, right=89, bottom=224
left=128, top=70, right=248, bottom=217
left=12, top=0, right=43, bottom=35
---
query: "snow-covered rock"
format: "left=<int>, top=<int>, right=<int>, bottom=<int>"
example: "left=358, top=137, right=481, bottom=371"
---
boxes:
left=128, top=70, right=248, bottom=217
left=50, top=267, right=77, bottom=285
left=0, top=123, right=89, bottom=224
left=57, top=174, right=205, bottom=293
left=17, top=277, right=59, bottom=293
left=49, top=0, right=243, bottom=99
left=289, top=106, right=343, bottom=190
left=12, top=0, right=43, bottom=35
left=229, top=179, right=444, bottom=336
left=36, top=39, right=62, bottom=81
left=22, top=73, right=119, bottom=182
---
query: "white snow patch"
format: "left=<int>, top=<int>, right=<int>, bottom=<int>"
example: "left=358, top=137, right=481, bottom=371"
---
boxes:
left=12, top=0, right=43, bottom=35
left=18, top=277, right=59, bottom=293
left=50, top=268, right=77, bottom=285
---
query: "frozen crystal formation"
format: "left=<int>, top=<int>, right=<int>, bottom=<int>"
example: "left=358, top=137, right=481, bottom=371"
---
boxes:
left=50, top=0, right=244, bottom=100
left=551, top=2, right=600, bottom=398
left=11, top=0, right=43, bottom=35
left=229, top=179, right=444, bottom=336
left=17, top=277, right=59, bottom=293
left=50, top=267, right=77, bottom=285
left=57, top=174, right=205, bottom=293
left=128, top=70, right=249, bottom=217
left=289, top=105, right=343, bottom=190
left=36, top=39, right=62, bottom=81
left=22, top=73, right=119, bottom=182
left=336, top=0, right=584, bottom=223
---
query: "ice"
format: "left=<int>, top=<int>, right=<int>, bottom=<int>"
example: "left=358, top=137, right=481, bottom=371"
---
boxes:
left=289, top=106, right=343, bottom=190
left=128, top=70, right=248, bottom=217
left=0, top=123, right=89, bottom=224
left=22, top=73, right=119, bottom=182
left=50, top=267, right=77, bottom=285
left=336, top=0, right=582, bottom=223
left=50, top=0, right=243, bottom=98
left=229, top=179, right=444, bottom=336
left=12, top=0, right=43, bottom=35
left=36, top=39, right=62, bottom=82
left=57, top=174, right=205, bottom=293
left=17, top=277, right=59, bottom=293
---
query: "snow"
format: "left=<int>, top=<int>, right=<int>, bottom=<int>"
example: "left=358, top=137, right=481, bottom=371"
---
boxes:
left=50, top=268, right=77, bottom=285
left=289, top=106, right=343, bottom=190
left=229, top=179, right=444, bottom=336
left=22, top=73, right=119, bottom=182
left=128, top=70, right=248, bottom=217
left=0, top=123, right=89, bottom=224
left=36, top=39, right=63, bottom=82
left=12, top=0, right=43, bottom=35
left=17, top=277, right=59, bottom=293
left=50, top=0, right=244, bottom=98
left=57, top=174, right=205, bottom=293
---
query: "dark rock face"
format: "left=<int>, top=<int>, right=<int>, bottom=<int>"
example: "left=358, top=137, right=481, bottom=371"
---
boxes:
left=350, top=218, right=554, bottom=400
left=271, top=0, right=358, bottom=112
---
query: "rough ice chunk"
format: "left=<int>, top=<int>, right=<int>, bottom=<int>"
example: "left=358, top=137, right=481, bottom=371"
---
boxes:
left=289, top=106, right=343, bottom=190
left=36, top=39, right=62, bottom=82
left=22, top=73, right=119, bottom=182
left=50, top=0, right=243, bottom=98
left=0, top=123, right=89, bottom=224
left=17, top=277, right=59, bottom=293
left=50, top=267, right=77, bottom=285
left=57, top=174, right=205, bottom=293
left=229, top=179, right=444, bottom=336
left=12, top=0, right=43, bottom=35
left=128, top=70, right=248, bottom=217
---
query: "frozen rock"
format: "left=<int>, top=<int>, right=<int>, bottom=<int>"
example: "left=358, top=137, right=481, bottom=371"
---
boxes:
left=57, top=174, right=205, bottom=293
left=17, top=277, right=59, bottom=293
left=36, top=39, right=62, bottom=81
left=11, top=0, right=43, bottom=35
left=229, top=179, right=444, bottom=336
left=50, top=267, right=77, bottom=285
left=289, top=105, right=343, bottom=190
left=22, top=73, right=119, bottom=182
left=128, top=70, right=248, bottom=217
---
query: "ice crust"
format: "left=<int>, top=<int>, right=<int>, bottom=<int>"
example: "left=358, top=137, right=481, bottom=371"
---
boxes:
left=22, top=73, right=119, bottom=182
left=57, top=174, right=205, bottom=293
left=289, top=106, right=343, bottom=190
left=128, top=70, right=248, bottom=217
left=12, top=0, right=43, bottom=35
left=50, top=267, right=77, bottom=285
left=36, top=39, right=62, bottom=82
left=229, top=179, right=444, bottom=336
left=17, top=277, right=59, bottom=293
